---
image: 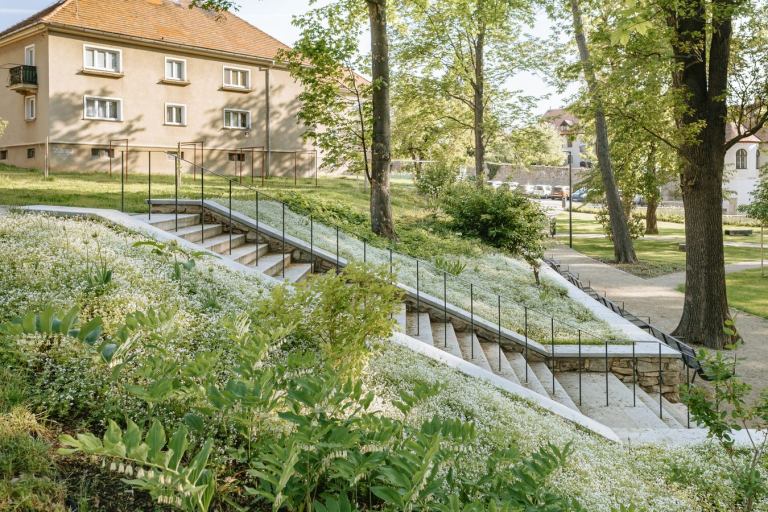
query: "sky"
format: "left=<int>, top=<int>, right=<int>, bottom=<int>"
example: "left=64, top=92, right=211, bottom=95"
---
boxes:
left=0, top=0, right=573, bottom=115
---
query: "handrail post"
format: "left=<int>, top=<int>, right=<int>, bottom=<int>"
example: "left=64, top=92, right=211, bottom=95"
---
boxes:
left=310, top=215, right=314, bottom=271
left=201, top=164, right=205, bottom=243
left=686, top=364, right=690, bottom=428
left=255, top=190, right=260, bottom=266
left=443, top=270, right=447, bottom=348
left=121, top=151, right=124, bottom=212
left=228, top=180, right=232, bottom=255
left=497, top=295, right=501, bottom=372
left=524, top=307, right=528, bottom=382
left=632, top=343, right=636, bottom=407
left=416, top=260, right=420, bottom=337
left=335, top=226, right=339, bottom=274
left=470, top=284, right=474, bottom=359
left=551, top=318, right=555, bottom=394
left=659, top=342, right=663, bottom=419
left=148, top=152, right=152, bottom=220
left=389, top=248, right=393, bottom=319
left=282, top=203, right=286, bottom=279
left=605, top=338, right=609, bottom=407
left=174, top=155, right=178, bottom=231
left=578, top=330, right=582, bottom=406
left=363, top=238, right=367, bottom=263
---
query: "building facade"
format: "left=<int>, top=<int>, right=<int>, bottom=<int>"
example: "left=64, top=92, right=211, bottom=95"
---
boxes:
left=541, top=108, right=588, bottom=169
left=0, top=0, right=318, bottom=177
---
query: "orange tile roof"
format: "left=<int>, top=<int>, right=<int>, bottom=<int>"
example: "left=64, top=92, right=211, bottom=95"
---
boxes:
left=0, top=0, right=292, bottom=61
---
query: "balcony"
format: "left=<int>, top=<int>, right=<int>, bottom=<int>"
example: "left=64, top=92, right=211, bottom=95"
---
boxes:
left=7, top=65, right=37, bottom=95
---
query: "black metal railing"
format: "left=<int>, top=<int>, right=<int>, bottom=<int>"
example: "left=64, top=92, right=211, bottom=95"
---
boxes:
left=8, top=65, right=37, bottom=87
left=129, top=152, right=693, bottom=427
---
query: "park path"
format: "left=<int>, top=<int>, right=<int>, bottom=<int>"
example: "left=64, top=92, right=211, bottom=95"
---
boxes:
left=647, top=260, right=765, bottom=288
left=555, top=233, right=765, bottom=248
left=548, top=243, right=768, bottom=405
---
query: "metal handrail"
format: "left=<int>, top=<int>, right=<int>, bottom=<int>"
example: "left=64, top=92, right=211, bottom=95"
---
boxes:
left=166, top=153, right=665, bottom=350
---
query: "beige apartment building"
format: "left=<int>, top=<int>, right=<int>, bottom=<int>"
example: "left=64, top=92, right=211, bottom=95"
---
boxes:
left=0, top=0, right=318, bottom=177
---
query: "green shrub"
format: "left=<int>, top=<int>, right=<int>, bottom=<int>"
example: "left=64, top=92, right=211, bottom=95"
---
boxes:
left=595, top=207, right=645, bottom=240
left=413, top=162, right=460, bottom=205
left=441, top=183, right=547, bottom=282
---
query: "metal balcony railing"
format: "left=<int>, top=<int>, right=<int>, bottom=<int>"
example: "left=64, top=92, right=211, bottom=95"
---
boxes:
left=8, top=65, right=37, bottom=87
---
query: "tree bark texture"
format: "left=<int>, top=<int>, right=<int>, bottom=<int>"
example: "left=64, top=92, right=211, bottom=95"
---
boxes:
left=473, top=22, right=486, bottom=184
left=570, top=0, right=637, bottom=263
left=644, top=142, right=659, bottom=234
left=669, top=2, right=734, bottom=348
left=645, top=198, right=658, bottom=234
left=367, top=0, right=398, bottom=240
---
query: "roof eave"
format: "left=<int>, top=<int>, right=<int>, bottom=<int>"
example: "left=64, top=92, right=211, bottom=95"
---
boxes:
left=0, top=22, right=47, bottom=49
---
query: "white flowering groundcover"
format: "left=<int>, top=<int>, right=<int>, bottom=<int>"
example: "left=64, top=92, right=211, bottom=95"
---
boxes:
left=0, top=212, right=761, bottom=511
left=222, top=197, right=625, bottom=344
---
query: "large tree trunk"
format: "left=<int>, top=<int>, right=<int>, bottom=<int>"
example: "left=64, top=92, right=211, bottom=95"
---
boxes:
left=645, top=198, right=658, bottom=234
left=570, top=0, right=637, bottom=263
left=644, top=141, right=659, bottom=234
left=473, top=22, right=486, bottom=185
left=367, top=0, right=398, bottom=240
left=669, top=2, right=734, bottom=349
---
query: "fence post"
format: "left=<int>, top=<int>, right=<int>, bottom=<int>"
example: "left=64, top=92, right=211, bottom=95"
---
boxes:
left=310, top=215, right=314, bottom=271
left=686, top=364, right=690, bottom=428
left=659, top=343, right=663, bottom=419
left=498, top=295, right=501, bottom=372
left=282, top=203, right=286, bottom=279
left=443, top=271, right=447, bottom=347
left=228, top=180, right=232, bottom=256
left=632, top=343, right=636, bottom=407
left=363, top=238, right=366, bottom=263
left=335, top=226, right=339, bottom=274
left=416, top=260, right=420, bottom=337
left=389, top=248, right=393, bottom=319
left=524, top=307, right=528, bottom=382
left=148, top=152, right=152, bottom=220
left=121, top=151, right=125, bottom=212
left=605, top=338, right=609, bottom=407
left=201, top=163, right=205, bottom=243
left=255, top=191, right=260, bottom=266
left=551, top=318, right=555, bottom=394
left=174, top=155, right=178, bottom=231
left=578, top=330, right=582, bottom=406
left=470, top=284, right=474, bottom=359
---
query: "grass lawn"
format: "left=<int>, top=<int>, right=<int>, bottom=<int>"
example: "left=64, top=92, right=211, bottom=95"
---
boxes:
left=677, top=268, right=768, bottom=319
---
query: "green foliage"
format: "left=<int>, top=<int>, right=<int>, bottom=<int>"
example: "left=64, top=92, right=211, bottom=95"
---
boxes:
left=83, top=233, right=113, bottom=294
left=441, top=183, right=547, bottom=279
left=58, top=419, right=216, bottom=511
left=495, top=123, right=567, bottom=167
left=739, top=174, right=768, bottom=225
left=254, top=262, right=402, bottom=370
left=595, top=207, right=645, bottom=240
left=0, top=117, right=6, bottom=139
left=413, top=162, right=460, bottom=205
left=680, top=318, right=768, bottom=511
left=133, top=240, right=218, bottom=282
left=433, top=256, right=467, bottom=276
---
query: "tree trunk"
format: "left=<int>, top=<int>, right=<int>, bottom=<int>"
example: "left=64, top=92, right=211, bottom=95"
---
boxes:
left=367, top=0, right=398, bottom=240
left=570, top=0, right=637, bottom=263
left=645, top=198, right=658, bottom=234
left=473, top=22, right=486, bottom=185
left=668, top=2, right=734, bottom=349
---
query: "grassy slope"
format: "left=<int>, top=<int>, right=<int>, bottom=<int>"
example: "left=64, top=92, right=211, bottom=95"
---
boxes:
left=0, top=213, right=760, bottom=511
left=557, top=212, right=765, bottom=278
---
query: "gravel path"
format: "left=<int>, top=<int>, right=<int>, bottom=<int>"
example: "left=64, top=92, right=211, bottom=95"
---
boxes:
left=548, top=243, right=768, bottom=409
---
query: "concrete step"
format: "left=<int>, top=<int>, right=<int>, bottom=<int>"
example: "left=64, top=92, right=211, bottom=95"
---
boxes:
left=628, top=382, right=685, bottom=429
left=529, top=362, right=579, bottom=412
left=455, top=330, right=492, bottom=373
left=506, top=352, right=549, bottom=397
left=480, top=342, right=520, bottom=385
left=278, top=263, right=313, bottom=284
left=169, top=223, right=222, bottom=243
left=201, top=233, right=246, bottom=254
left=226, top=243, right=270, bottom=266
left=557, top=372, right=669, bottom=429
left=406, top=312, right=434, bottom=346
left=394, top=304, right=407, bottom=333
left=252, top=252, right=293, bottom=277
left=432, top=321, right=463, bottom=359
left=138, top=213, right=200, bottom=231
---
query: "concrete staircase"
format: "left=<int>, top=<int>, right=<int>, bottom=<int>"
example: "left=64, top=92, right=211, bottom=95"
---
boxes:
left=135, top=209, right=689, bottom=435
left=136, top=213, right=312, bottom=283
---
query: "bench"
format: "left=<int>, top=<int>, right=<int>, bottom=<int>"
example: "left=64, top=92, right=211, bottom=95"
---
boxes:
left=725, top=229, right=753, bottom=236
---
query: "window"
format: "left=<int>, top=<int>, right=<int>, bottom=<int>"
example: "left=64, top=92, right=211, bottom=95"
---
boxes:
left=84, top=96, right=122, bottom=121
left=228, top=152, right=245, bottom=162
left=223, top=66, right=249, bottom=89
left=223, top=109, right=249, bottom=129
left=91, top=148, right=114, bottom=159
left=84, top=45, right=121, bottom=72
left=24, top=45, right=35, bottom=66
left=0, top=150, right=7, bottom=160
left=165, top=103, right=186, bottom=125
left=736, top=148, right=748, bottom=169
left=757, top=149, right=761, bottom=168
left=165, top=57, right=186, bottom=81
left=24, top=96, right=36, bottom=120
left=27, top=148, right=35, bottom=159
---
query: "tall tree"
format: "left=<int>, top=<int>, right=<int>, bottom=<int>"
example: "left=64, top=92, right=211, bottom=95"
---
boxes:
left=190, top=0, right=399, bottom=240
left=612, top=0, right=768, bottom=347
left=393, top=0, right=538, bottom=184
left=569, top=0, right=638, bottom=263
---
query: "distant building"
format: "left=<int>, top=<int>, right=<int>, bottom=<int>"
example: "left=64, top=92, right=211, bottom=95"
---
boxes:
left=541, top=108, right=588, bottom=169
left=724, top=122, right=767, bottom=209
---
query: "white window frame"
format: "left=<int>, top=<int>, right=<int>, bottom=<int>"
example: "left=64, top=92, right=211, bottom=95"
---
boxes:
left=164, top=103, right=187, bottom=126
left=223, top=108, right=250, bottom=130
left=83, top=95, right=123, bottom=121
left=736, top=148, right=748, bottom=170
left=24, top=95, right=36, bottom=121
left=164, top=57, right=187, bottom=81
left=83, top=44, right=122, bottom=73
left=24, top=44, right=35, bottom=66
left=222, top=66, right=250, bottom=89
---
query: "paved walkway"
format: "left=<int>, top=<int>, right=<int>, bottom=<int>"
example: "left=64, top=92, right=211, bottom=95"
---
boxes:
left=647, top=260, right=765, bottom=288
left=548, top=243, right=768, bottom=408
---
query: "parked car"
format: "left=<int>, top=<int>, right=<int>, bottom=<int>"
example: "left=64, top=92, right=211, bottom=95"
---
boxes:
left=487, top=180, right=503, bottom=189
left=504, top=181, right=520, bottom=191
left=524, top=184, right=535, bottom=195
left=532, top=184, right=552, bottom=198
left=571, top=188, right=588, bottom=202
left=632, top=194, right=647, bottom=206
left=550, top=186, right=570, bottom=199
